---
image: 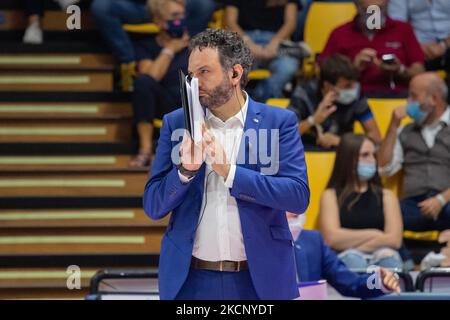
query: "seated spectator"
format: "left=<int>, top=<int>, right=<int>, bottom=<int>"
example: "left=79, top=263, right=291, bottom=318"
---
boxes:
left=319, top=133, right=404, bottom=270
left=378, top=72, right=450, bottom=231
left=22, top=0, right=80, bottom=44
left=320, top=0, right=425, bottom=98
left=289, top=54, right=382, bottom=148
left=388, top=0, right=450, bottom=73
left=225, top=0, right=300, bottom=101
left=287, top=214, right=401, bottom=298
left=90, top=0, right=215, bottom=91
left=129, top=0, right=189, bottom=167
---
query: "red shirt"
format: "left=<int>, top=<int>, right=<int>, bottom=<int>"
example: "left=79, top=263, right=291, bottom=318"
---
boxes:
left=320, top=16, right=424, bottom=96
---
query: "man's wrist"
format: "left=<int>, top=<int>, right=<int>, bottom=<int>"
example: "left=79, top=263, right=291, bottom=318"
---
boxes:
left=436, top=194, right=447, bottom=207
left=177, top=163, right=198, bottom=179
left=307, top=115, right=316, bottom=126
left=162, top=47, right=175, bottom=59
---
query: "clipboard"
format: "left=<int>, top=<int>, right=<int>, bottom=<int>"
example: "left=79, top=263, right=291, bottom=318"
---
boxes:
left=179, top=69, right=192, bottom=137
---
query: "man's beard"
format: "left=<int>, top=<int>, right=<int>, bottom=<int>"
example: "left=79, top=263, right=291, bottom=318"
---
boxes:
left=199, top=76, right=234, bottom=110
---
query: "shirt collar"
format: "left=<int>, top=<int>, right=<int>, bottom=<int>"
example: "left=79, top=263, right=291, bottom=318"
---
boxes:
left=206, top=91, right=249, bottom=127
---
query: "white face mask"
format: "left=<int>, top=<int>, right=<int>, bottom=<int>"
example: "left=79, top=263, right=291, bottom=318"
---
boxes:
left=335, top=83, right=360, bottom=105
left=287, top=214, right=306, bottom=241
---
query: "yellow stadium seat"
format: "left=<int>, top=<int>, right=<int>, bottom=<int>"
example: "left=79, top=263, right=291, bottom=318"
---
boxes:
left=354, top=98, right=413, bottom=137
left=403, top=230, right=440, bottom=241
left=265, top=98, right=290, bottom=109
left=248, top=69, right=272, bottom=81
left=437, top=70, right=447, bottom=80
left=208, top=9, right=225, bottom=29
left=123, top=23, right=160, bottom=34
left=153, top=118, right=162, bottom=129
left=304, top=151, right=336, bottom=230
left=302, top=2, right=357, bottom=78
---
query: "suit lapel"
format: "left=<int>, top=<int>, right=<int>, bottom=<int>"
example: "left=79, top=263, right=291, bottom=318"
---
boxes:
left=237, top=97, right=262, bottom=170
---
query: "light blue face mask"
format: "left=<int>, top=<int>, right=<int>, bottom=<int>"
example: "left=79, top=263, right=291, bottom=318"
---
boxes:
left=406, top=101, right=430, bottom=124
left=336, top=83, right=360, bottom=105
left=357, top=162, right=377, bottom=181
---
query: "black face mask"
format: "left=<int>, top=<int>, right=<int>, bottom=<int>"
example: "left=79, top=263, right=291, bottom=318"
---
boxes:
left=166, top=18, right=187, bottom=38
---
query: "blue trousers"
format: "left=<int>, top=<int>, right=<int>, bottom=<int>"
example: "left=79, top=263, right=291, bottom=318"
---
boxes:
left=90, top=0, right=216, bottom=63
left=401, top=194, right=450, bottom=232
left=175, top=268, right=259, bottom=300
left=246, top=30, right=299, bottom=101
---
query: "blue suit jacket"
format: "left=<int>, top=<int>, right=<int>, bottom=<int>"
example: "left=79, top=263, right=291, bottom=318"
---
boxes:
left=143, top=97, right=310, bottom=300
left=295, top=230, right=385, bottom=299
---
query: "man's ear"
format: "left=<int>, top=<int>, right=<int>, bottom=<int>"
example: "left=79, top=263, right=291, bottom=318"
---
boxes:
left=231, top=64, right=244, bottom=87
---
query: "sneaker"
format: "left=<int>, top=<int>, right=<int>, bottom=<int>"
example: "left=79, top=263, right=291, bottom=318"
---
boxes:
left=278, top=40, right=312, bottom=60
left=23, top=22, right=43, bottom=44
left=54, top=0, right=80, bottom=10
left=120, top=62, right=136, bottom=92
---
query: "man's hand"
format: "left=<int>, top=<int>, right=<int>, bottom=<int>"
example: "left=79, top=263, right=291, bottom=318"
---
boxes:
left=392, top=105, right=408, bottom=127
left=422, top=42, right=447, bottom=61
left=316, top=132, right=340, bottom=149
left=354, top=48, right=378, bottom=71
left=313, top=91, right=338, bottom=125
left=264, top=38, right=281, bottom=60
left=180, top=132, right=205, bottom=172
left=380, top=268, right=401, bottom=294
left=202, top=124, right=231, bottom=179
left=378, top=56, right=402, bottom=75
left=418, top=197, right=443, bottom=220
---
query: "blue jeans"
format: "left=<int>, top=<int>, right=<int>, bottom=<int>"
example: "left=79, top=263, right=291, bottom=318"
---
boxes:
left=400, top=194, right=450, bottom=232
left=90, top=0, right=216, bottom=63
left=246, top=30, right=299, bottom=101
left=338, top=248, right=403, bottom=270
left=175, top=268, right=259, bottom=300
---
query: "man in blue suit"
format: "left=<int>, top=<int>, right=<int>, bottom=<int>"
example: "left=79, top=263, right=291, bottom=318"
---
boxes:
left=287, top=214, right=401, bottom=299
left=143, top=29, right=310, bottom=300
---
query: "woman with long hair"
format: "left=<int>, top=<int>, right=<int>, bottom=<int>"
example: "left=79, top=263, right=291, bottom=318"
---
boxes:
left=319, top=133, right=403, bottom=270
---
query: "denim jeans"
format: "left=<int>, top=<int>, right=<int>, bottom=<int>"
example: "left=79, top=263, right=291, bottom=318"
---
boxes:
left=400, top=194, right=450, bottom=232
left=246, top=30, right=299, bottom=101
left=90, top=0, right=216, bottom=63
left=338, top=248, right=403, bottom=270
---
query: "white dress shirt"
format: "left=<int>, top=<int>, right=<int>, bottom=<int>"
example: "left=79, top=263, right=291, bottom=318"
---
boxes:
left=379, top=107, right=450, bottom=177
left=179, top=93, right=249, bottom=261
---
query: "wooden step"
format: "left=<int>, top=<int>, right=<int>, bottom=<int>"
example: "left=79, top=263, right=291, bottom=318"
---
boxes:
left=0, top=102, right=132, bottom=120
left=0, top=208, right=166, bottom=228
left=0, top=10, right=95, bottom=31
left=0, top=120, right=131, bottom=143
left=0, top=227, right=165, bottom=255
left=0, top=155, right=146, bottom=172
left=0, top=172, right=149, bottom=197
left=0, top=53, right=114, bottom=71
left=0, top=72, right=113, bottom=92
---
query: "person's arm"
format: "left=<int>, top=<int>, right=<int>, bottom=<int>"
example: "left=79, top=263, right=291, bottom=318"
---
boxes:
left=224, top=4, right=245, bottom=37
left=319, top=189, right=384, bottom=251
left=378, top=106, right=406, bottom=169
left=319, top=233, right=387, bottom=299
left=229, top=112, right=310, bottom=214
left=361, top=118, right=382, bottom=145
left=299, top=91, right=337, bottom=135
left=143, top=116, right=193, bottom=220
left=354, top=189, right=403, bottom=252
left=138, top=34, right=189, bottom=81
left=272, top=3, right=298, bottom=42
left=224, top=4, right=266, bottom=59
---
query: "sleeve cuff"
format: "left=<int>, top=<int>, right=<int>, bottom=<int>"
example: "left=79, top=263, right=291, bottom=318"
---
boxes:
left=178, top=170, right=194, bottom=184
left=224, top=164, right=237, bottom=188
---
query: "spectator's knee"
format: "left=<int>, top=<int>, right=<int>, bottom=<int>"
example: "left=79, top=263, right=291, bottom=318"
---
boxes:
left=134, top=74, right=158, bottom=93
left=90, top=0, right=110, bottom=18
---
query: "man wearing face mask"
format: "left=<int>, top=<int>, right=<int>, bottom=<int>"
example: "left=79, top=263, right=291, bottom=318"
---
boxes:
left=286, top=213, right=402, bottom=298
left=289, top=54, right=382, bottom=149
left=379, top=73, right=450, bottom=232
left=320, top=0, right=425, bottom=98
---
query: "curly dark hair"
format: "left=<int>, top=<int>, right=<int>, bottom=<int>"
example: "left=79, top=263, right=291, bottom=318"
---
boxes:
left=188, top=29, right=254, bottom=88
